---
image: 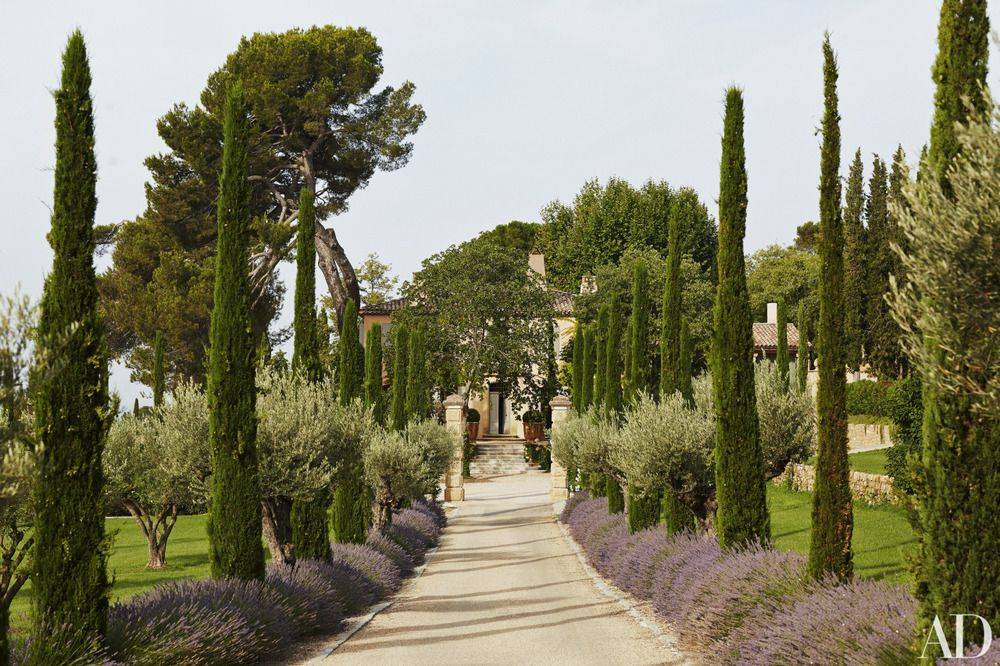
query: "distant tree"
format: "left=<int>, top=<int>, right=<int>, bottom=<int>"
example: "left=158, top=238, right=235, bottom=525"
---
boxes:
left=660, top=192, right=684, bottom=399
left=603, top=295, right=624, bottom=419
left=581, top=325, right=596, bottom=409
left=842, top=149, right=866, bottom=372
left=205, top=85, right=265, bottom=581
left=712, top=87, right=769, bottom=550
left=797, top=301, right=810, bottom=394
left=809, top=36, right=853, bottom=582
left=473, top=220, right=540, bottom=257
left=879, top=145, right=911, bottom=378
left=365, top=323, right=386, bottom=424
left=776, top=299, right=790, bottom=393
left=152, top=330, right=166, bottom=407
left=31, top=32, right=111, bottom=645
left=678, top=320, right=694, bottom=407
left=292, top=186, right=321, bottom=381
left=864, top=156, right=896, bottom=380
left=405, top=325, right=431, bottom=420
left=746, top=245, right=820, bottom=325
left=594, top=305, right=609, bottom=410
left=624, top=262, right=650, bottom=403
left=337, top=299, right=364, bottom=405
left=571, top=326, right=584, bottom=411
left=793, top=220, right=820, bottom=252
left=389, top=323, right=409, bottom=431
left=356, top=253, right=399, bottom=307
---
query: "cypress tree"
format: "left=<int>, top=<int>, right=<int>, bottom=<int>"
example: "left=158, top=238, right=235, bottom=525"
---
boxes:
left=659, top=198, right=683, bottom=399
left=405, top=325, right=430, bottom=420
left=678, top=320, right=694, bottom=407
left=152, top=330, right=165, bottom=407
left=337, top=298, right=364, bottom=405
left=927, top=0, right=990, bottom=192
left=31, top=31, right=111, bottom=643
left=331, top=470, right=370, bottom=544
left=775, top=299, right=790, bottom=392
left=864, top=157, right=899, bottom=380
left=711, top=87, right=769, bottom=550
left=593, top=305, right=609, bottom=409
left=365, top=323, right=385, bottom=424
left=571, top=326, right=584, bottom=411
left=389, top=323, right=409, bottom=431
left=581, top=325, right=596, bottom=409
left=626, top=484, right=661, bottom=533
left=605, top=476, right=624, bottom=514
left=603, top=295, right=624, bottom=419
left=132, top=398, right=140, bottom=415
left=625, top=263, right=650, bottom=403
left=205, top=84, right=265, bottom=580
left=842, top=149, right=866, bottom=372
left=808, top=36, right=853, bottom=582
left=797, top=301, right=810, bottom=394
left=662, top=493, right=695, bottom=533
left=292, top=186, right=321, bottom=381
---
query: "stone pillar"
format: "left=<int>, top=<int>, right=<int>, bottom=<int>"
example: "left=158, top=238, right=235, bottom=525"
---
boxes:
left=443, top=394, right=466, bottom=502
left=549, top=395, right=572, bottom=501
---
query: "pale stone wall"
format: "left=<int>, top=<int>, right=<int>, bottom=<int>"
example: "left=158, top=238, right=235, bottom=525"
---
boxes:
left=775, top=462, right=897, bottom=505
left=848, top=422, right=893, bottom=452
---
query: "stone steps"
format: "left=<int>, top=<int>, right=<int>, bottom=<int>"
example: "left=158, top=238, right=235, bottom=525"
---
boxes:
left=470, top=438, right=529, bottom=477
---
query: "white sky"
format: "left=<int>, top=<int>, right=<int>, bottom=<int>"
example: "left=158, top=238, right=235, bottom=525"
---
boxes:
left=0, top=1, right=996, bottom=406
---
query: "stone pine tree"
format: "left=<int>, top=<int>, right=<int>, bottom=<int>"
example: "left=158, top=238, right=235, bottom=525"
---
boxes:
left=571, top=326, right=584, bottom=411
left=659, top=199, right=683, bottom=399
left=152, top=330, right=166, bottom=407
left=603, top=294, right=624, bottom=419
left=31, top=30, right=111, bottom=643
left=290, top=185, right=330, bottom=561
left=389, top=323, right=409, bottom=431
left=405, top=325, right=430, bottom=420
left=337, top=298, right=364, bottom=405
left=625, top=263, right=650, bottom=403
left=808, top=35, right=853, bottom=582
left=581, top=325, right=596, bottom=409
left=775, top=299, right=790, bottom=392
left=291, top=186, right=321, bottom=381
left=365, top=323, right=385, bottom=424
left=797, top=301, right=810, bottom=393
left=928, top=0, right=990, bottom=193
left=593, top=305, right=609, bottom=409
left=678, top=320, right=694, bottom=407
left=842, top=149, right=866, bottom=372
left=711, top=86, right=769, bottom=550
left=865, top=157, right=899, bottom=379
left=205, top=84, right=265, bottom=580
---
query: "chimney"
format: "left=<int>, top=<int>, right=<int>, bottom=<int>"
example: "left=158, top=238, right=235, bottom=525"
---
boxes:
left=528, top=253, right=546, bottom=277
left=766, top=302, right=778, bottom=324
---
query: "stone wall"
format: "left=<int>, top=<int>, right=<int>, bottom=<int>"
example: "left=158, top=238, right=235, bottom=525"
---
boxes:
left=848, top=423, right=893, bottom=452
left=775, top=462, right=898, bottom=505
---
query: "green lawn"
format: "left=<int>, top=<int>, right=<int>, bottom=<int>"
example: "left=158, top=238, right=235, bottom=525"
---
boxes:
left=848, top=414, right=893, bottom=426
left=768, top=484, right=916, bottom=584
left=807, top=447, right=889, bottom=475
left=9, top=514, right=212, bottom=635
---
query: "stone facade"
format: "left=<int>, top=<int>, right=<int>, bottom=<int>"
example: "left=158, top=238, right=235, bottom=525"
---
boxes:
left=775, top=462, right=898, bottom=505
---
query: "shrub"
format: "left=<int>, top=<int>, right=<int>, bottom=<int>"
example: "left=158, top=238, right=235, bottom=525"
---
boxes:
left=11, top=622, right=106, bottom=666
left=885, top=376, right=922, bottom=493
left=846, top=379, right=892, bottom=416
left=521, top=409, right=544, bottom=424
left=364, top=429, right=422, bottom=529
left=550, top=411, right=616, bottom=482
left=265, top=561, right=346, bottom=635
left=558, top=489, right=592, bottom=523
left=385, top=522, right=429, bottom=565
left=366, top=531, right=415, bottom=576
left=404, top=419, right=455, bottom=498
left=411, top=498, right=446, bottom=528
left=395, top=508, right=439, bottom=547
left=725, top=579, right=917, bottom=665
left=605, top=527, right=675, bottom=599
left=672, top=543, right=810, bottom=651
left=755, top=362, right=815, bottom=478
left=106, top=579, right=296, bottom=665
left=328, top=544, right=401, bottom=598
left=651, top=533, right=723, bottom=624
left=465, top=408, right=480, bottom=423
left=298, top=558, right=378, bottom=616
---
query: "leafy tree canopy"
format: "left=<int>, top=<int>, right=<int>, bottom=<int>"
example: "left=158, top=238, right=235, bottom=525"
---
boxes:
left=793, top=220, right=820, bottom=252
left=356, top=253, right=398, bottom=307
left=472, top=220, right=540, bottom=258
left=746, top=244, right=819, bottom=325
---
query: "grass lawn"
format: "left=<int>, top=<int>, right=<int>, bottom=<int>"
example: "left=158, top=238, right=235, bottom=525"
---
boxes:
left=848, top=414, right=893, bottom=426
left=9, top=514, right=211, bottom=634
left=807, top=447, right=889, bottom=475
left=768, top=484, right=916, bottom=584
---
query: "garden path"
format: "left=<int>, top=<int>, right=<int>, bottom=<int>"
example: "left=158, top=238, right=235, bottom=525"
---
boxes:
left=321, top=471, right=675, bottom=665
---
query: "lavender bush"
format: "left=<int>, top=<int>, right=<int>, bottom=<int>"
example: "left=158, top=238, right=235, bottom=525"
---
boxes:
left=385, top=521, right=430, bottom=564
left=395, top=508, right=439, bottom=547
left=305, top=558, right=379, bottom=615
left=650, top=532, right=722, bottom=624
left=725, top=579, right=918, bottom=665
left=412, top=498, right=447, bottom=527
left=11, top=621, right=108, bottom=666
left=329, top=543, right=402, bottom=597
left=559, top=488, right=592, bottom=522
left=604, top=527, right=674, bottom=599
left=366, top=530, right=416, bottom=575
left=265, top=561, right=346, bottom=634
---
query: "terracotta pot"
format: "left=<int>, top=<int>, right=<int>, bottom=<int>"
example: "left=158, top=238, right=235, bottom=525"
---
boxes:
left=466, top=421, right=479, bottom=442
left=523, top=422, right=544, bottom=442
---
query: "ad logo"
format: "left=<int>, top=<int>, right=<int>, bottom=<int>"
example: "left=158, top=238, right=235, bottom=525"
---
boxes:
left=921, top=615, right=993, bottom=660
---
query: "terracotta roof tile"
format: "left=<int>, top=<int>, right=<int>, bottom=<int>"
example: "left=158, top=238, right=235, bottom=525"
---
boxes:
left=752, top=322, right=800, bottom=351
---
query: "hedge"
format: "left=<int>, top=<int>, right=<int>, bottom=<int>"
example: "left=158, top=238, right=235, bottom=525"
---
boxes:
left=846, top=378, right=922, bottom=493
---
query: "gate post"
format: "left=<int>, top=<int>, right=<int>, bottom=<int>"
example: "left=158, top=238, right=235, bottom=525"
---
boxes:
left=549, top=395, right=572, bottom=501
left=443, top=394, right=466, bottom=502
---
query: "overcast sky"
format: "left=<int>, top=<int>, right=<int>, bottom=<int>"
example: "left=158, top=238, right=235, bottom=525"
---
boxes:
left=1, top=1, right=995, bottom=406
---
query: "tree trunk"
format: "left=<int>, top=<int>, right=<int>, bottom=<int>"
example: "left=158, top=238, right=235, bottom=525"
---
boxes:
left=261, top=497, right=295, bottom=565
left=147, top=539, right=167, bottom=569
left=315, top=222, right=360, bottom=330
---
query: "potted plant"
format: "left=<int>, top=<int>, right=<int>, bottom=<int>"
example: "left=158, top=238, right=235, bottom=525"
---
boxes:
left=465, top=408, right=481, bottom=442
left=521, top=409, right=545, bottom=442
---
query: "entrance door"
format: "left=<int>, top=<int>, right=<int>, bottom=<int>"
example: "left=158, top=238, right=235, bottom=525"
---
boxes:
left=488, top=385, right=506, bottom=434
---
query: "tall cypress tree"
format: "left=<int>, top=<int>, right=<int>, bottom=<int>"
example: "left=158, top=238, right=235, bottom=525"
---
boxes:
left=571, top=326, right=584, bottom=411
left=337, top=299, right=364, bottom=405
left=581, top=325, right=596, bottom=409
left=712, top=87, right=769, bottom=550
left=365, top=323, right=385, bottom=424
left=796, top=301, right=810, bottom=394
left=864, top=157, right=899, bottom=380
left=881, top=146, right=910, bottom=378
left=593, top=305, right=609, bottom=409
left=776, top=299, right=790, bottom=392
left=603, top=295, right=624, bottom=419
left=678, top=320, right=694, bottom=407
left=152, top=330, right=165, bottom=408
left=842, top=149, right=866, bottom=372
left=405, top=325, right=430, bottom=420
left=659, top=199, right=683, bottom=399
left=625, top=263, right=650, bottom=403
left=928, top=0, right=990, bottom=192
left=809, top=35, right=853, bottom=582
left=626, top=484, right=660, bottom=533
left=389, top=323, right=409, bottom=431
left=292, top=186, right=321, bottom=380
left=605, top=475, right=624, bottom=514
left=205, top=84, right=265, bottom=580
left=31, top=30, right=111, bottom=643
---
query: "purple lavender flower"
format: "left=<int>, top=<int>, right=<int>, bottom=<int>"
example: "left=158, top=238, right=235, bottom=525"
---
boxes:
left=366, top=530, right=415, bottom=576
left=605, top=527, right=673, bottom=599
left=395, top=508, right=440, bottom=547
left=650, top=532, right=722, bottom=625
left=329, top=543, right=402, bottom=598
